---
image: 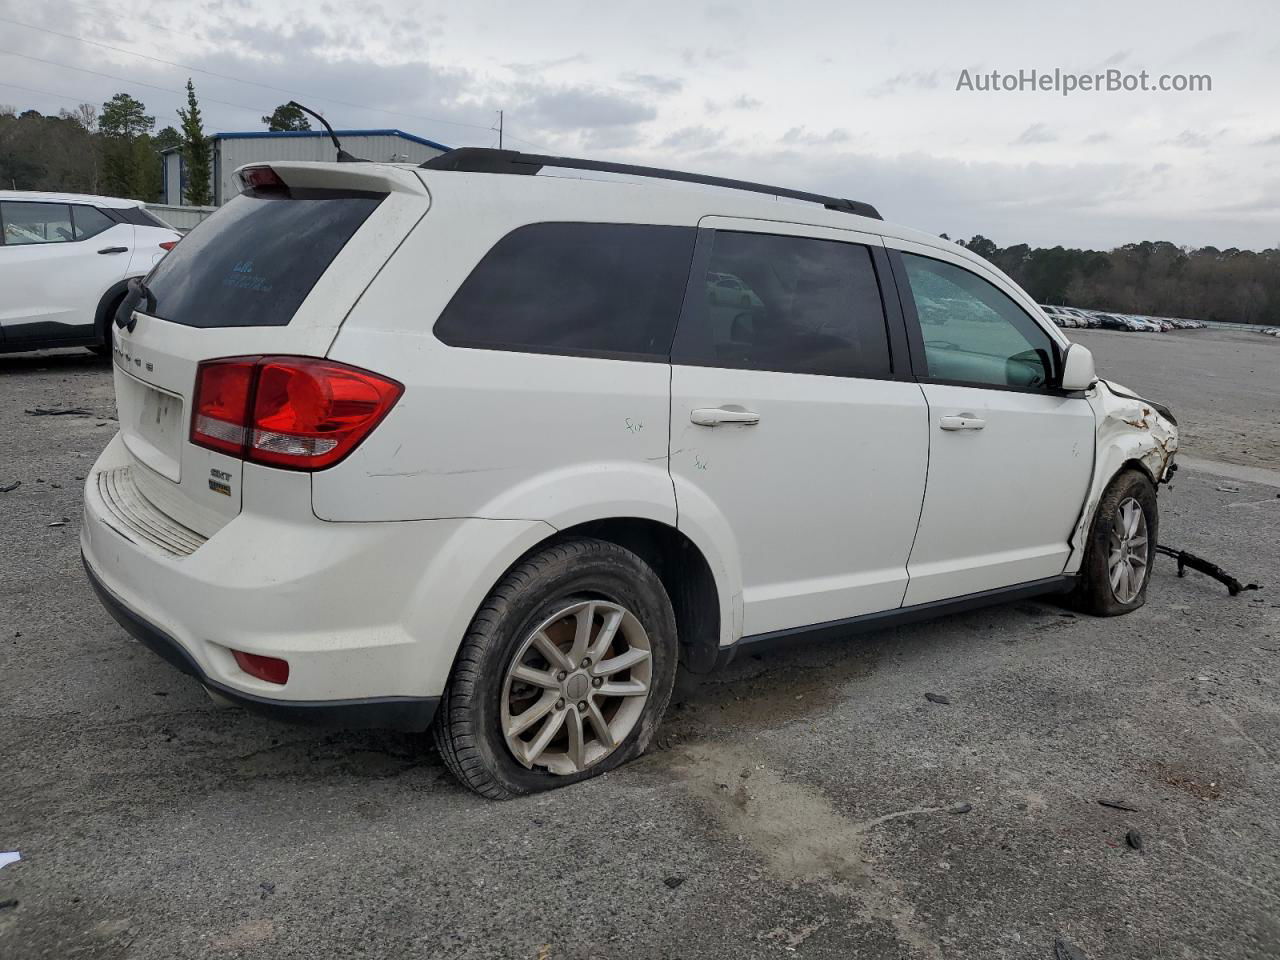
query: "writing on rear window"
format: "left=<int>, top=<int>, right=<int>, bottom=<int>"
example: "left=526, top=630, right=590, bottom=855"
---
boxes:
left=223, top=260, right=273, bottom=294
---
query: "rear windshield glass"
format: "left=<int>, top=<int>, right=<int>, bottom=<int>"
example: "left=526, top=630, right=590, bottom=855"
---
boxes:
left=144, top=188, right=383, bottom=328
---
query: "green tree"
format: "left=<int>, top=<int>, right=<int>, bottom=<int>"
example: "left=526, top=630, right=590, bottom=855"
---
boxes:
left=154, top=125, right=182, bottom=152
left=177, top=79, right=212, bottom=205
left=98, top=93, right=155, bottom=198
left=262, top=102, right=311, bottom=131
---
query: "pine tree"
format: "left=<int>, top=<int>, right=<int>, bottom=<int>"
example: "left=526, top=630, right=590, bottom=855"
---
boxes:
left=177, top=79, right=213, bottom=206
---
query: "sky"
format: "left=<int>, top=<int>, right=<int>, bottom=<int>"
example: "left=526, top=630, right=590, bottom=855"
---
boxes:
left=2, top=0, right=1278, bottom=250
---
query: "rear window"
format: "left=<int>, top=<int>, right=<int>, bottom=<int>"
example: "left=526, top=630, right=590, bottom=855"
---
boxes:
left=144, top=188, right=383, bottom=328
left=434, top=222, right=697, bottom=360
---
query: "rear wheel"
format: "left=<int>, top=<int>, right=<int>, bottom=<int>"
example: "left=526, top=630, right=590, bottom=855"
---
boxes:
left=1070, top=469, right=1158, bottom=616
left=91, top=292, right=126, bottom=357
left=434, top=538, right=678, bottom=799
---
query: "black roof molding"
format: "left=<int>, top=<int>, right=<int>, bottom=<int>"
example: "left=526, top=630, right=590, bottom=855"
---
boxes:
left=421, top=147, right=882, bottom=220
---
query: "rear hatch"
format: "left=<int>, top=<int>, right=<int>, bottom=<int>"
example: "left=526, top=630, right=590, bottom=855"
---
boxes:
left=110, top=161, right=430, bottom=537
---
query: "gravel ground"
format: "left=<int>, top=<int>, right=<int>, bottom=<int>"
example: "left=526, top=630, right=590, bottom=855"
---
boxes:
left=1, top=330, right=1278, bottom=960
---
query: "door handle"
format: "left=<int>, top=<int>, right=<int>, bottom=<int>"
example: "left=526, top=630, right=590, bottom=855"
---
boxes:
left=98, top=246, right=128, bottom=255
left=939, top=415, right=986, bottom=431
left=691, top=407, right=760, bottom=427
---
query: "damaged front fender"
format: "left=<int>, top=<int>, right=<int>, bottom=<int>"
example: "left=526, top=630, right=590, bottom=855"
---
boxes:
left=1064, top=378, right=1179, bottom=575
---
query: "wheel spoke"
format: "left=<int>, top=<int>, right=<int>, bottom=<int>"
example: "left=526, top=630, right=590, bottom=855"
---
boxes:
left=585, top=699, right=615, bottom=750
left=599, top=678, right=647, bottom=697
left=523, top=707, right=567, bottom=768
left=511, top=663, right=559, bottom=690
left=587, top=607, right=625, bottom=662
left=1128, top=535, right=1147, bottom=551
left=532, top=630, right=574, bottom=673
left=565, top=707, right=587, bottom=771
left=593, top=646, right=651, bottom=678
left=569, top=603, right=595, bottom=665
left=507, top=691, right=557, bottom=738
left=1109, top=559, right=1125, bottom=591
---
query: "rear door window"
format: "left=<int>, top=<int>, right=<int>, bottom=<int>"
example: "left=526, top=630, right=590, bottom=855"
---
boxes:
left=144, top=188, right=383, bottom=328
left=72, top=205, right=116, bottom=240
left=672, top=230, right=892, bottom=378
left=434, top=222, right=697, bottom=360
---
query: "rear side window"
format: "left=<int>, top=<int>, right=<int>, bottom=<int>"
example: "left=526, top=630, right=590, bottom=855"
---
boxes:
left=72, top=205, right=115, bottom=240
left=434, top=222, right=697, bottom=360
left=144, top=188, right=383, bottom=328
left=672, top=230, right=892, bottom=378
left=1, top=201, right=74, bottom=245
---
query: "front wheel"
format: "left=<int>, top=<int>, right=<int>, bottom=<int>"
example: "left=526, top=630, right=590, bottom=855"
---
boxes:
left=433, top=538, right=678, bottom=799
left=1070, top=468, right=1158, bottom=616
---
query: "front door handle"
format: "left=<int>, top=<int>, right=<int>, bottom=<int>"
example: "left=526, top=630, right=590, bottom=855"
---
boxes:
left=939, top=415, right=986, bottom=431
left=691, top=407, right=761, bottom=427
left=98, top=246, right=128, bottom=255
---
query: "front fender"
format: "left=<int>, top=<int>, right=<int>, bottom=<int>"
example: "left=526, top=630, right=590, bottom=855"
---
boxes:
left=1066, top=379, right=1178, bottom=574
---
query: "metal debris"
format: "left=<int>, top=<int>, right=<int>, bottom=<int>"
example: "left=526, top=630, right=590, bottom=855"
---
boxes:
left=925, top=693, right=951, bottom=705
left=1156, top=544, right=1260, bottom=596
left=1126, top=829, right=1144, bottom=853
left=1097, top=799, right=1140, bottom=813
left=0, top=480, right=19, bottom=493
left=663, top=876, right=685, bottom=889
left=24, top=407, right=93, bottom=416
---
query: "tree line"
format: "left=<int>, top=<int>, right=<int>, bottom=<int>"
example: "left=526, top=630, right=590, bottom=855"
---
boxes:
left=950, top=234, right=1280, bottom=326
left=0, top=85, right=310, bottom=207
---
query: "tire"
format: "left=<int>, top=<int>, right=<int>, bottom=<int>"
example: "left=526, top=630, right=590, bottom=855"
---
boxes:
left=433, top=538, right=678, bottom=799
left=1069, top=468, right=1158, bottom=616
left=91, top=292, right=127, bottom=357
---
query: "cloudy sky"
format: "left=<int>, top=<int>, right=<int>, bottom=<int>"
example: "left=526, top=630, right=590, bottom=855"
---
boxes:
left=2, top=0, right=1277, bottom=249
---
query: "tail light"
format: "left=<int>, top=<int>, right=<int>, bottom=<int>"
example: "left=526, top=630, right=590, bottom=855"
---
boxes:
left=159, top=240, right=178, bottom=251
left=191, top=356, right=402, bottom=470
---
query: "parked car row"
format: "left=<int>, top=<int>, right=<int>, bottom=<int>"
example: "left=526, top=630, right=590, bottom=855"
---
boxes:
left=1256, top=326, right=1280, bottom=337
left=1040, top=305, right=1205, bottom=333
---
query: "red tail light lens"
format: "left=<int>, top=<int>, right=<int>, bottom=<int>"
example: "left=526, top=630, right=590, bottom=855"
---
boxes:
left=232, top=650, right=290, bottom=685
left=190, top=356, right=402, bottom=470
left=238, top=165, right=287, bottom=192
left=159, top=240, right=178, bottom=251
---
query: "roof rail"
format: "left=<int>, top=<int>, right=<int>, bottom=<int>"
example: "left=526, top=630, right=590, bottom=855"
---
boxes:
left=420, top=148, right=882, bottom=220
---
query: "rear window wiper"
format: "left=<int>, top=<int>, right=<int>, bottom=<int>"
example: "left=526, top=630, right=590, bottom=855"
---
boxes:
left=116, top=277, right=156, bottom=330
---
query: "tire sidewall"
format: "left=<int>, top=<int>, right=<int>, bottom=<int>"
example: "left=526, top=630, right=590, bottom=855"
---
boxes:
left=462, top=545, right=677, bottom=796
left=1084, top=470, right=1159, bottom=615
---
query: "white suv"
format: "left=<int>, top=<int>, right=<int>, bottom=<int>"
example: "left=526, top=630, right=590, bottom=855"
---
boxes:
left=0, top=191, right=181, bottom=355
left=81, top=151, right=1178, bottom=798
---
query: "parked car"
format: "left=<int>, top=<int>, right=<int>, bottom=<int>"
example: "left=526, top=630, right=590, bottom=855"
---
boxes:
left=0, top=191, right=180, bottom=355
left=82, top=151, right=1179, bottom=798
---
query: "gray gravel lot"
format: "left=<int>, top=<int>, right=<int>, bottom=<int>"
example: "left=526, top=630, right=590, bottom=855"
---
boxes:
left=2, top=330, right=1278, bottom=960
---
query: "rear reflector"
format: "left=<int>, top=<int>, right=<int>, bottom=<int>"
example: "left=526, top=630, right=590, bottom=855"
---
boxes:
left=159, top=240, right=178, bottom=251
left=232, top=650, right=290, bottom=685
left=190, top=356, right=402, bottom=470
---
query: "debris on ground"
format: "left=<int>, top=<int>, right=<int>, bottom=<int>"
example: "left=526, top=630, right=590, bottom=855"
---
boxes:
left=1126, top=829, right=1145, bottom=853
left=24, top=407, right=93, bottom=416
left=925, top=692, right=951, bottom=705
left=1055, top=938, right=1088, bottom=960
left=0, top=851, right=19, bottom=870
left=259, top=882, right=275, bottom=899
left=948, top=802, right=973, bottom=814
left=663, top=876, right=685, bottom=889
left=0, top=899, right=17, bottom=911
left=1156, top=544, right=1260, bottom=596
left=1097, top=799, right=1140, bottom=813
left=47, top=518, right=69, bottom=528
left=0, top=480, right=19, bottom=493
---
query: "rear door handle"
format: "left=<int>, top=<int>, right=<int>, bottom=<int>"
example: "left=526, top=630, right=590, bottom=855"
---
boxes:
left=691, top=407, right=760, bottom=427
left=939, top=415, right=986, bottom=431
left=98, top=246, right=128, bottom=255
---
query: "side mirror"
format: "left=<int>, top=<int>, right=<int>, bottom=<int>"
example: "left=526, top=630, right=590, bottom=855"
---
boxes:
left=1059, top=343, right=1097, bottom=391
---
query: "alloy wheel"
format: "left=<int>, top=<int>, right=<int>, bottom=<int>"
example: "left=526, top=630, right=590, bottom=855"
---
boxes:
left=1108, top=496, right=1149, bottom=604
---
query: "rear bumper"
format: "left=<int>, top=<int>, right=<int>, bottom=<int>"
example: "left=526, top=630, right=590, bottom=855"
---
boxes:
left=84, top=552, right=439, bottom=731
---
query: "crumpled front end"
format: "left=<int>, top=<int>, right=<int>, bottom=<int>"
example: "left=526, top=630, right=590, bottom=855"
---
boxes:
left=1065, top=378, right=1179, bottom=574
